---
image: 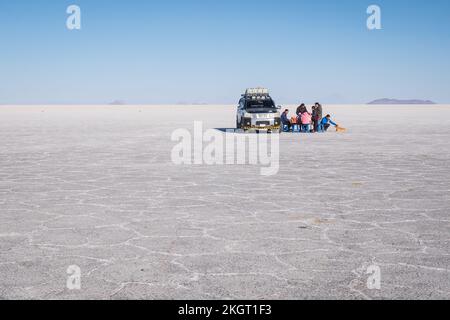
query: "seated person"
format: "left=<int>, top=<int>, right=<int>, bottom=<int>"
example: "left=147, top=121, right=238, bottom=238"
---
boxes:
left=320, top=114, right=338, bottom=132
left=300, top=112, right=312, bottom=132
left=281, top=109, right=291, bottom=130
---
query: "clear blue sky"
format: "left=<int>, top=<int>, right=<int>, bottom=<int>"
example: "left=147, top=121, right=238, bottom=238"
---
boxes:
left=1, top=0, right=449, bottom=104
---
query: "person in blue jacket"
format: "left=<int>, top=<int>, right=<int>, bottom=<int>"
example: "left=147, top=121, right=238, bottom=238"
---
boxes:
left=281, top=109, right=291, bottom=131
left=319, top=114, right=338, bottom=132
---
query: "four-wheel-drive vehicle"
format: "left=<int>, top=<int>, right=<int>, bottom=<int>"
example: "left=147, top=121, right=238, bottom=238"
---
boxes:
left=236, top=88, right=282, bottom=132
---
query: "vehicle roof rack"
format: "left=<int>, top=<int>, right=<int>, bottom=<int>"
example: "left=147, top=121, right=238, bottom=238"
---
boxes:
left=245, top=88, right=269, bottom=95
left=243, top=88, right=271, bottom=100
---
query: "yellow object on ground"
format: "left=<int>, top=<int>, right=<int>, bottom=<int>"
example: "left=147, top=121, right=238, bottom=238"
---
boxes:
left=336, top=126, right=347, bottom=132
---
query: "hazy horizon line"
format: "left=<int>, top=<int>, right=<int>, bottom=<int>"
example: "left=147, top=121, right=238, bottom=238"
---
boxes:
left=1, top=103, right=447, bottom=106
left=1, top=98, right=442, bottom=106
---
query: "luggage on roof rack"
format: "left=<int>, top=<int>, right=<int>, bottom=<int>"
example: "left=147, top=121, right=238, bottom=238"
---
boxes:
left=244, top=88, right=270, bottom=97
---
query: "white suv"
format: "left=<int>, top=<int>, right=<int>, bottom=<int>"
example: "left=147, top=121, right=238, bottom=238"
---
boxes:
left=236, top=88, right=282, bottom=132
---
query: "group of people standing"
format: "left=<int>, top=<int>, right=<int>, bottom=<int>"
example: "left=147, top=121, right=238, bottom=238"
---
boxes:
left=281, top=102, right=338, bottom=133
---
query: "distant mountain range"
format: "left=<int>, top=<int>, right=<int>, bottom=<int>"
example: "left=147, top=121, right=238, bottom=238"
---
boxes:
left=109, top=100, right=127, bottom=105
left=368, top=98, right=436, bottom=105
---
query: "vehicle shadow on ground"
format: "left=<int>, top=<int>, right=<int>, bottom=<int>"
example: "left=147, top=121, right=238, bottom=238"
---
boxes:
left=214, top=128, right=279, bottom=134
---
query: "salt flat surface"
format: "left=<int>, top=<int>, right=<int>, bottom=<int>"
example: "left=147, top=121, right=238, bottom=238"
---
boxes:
left=0, top=104, right=449, bottom=300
